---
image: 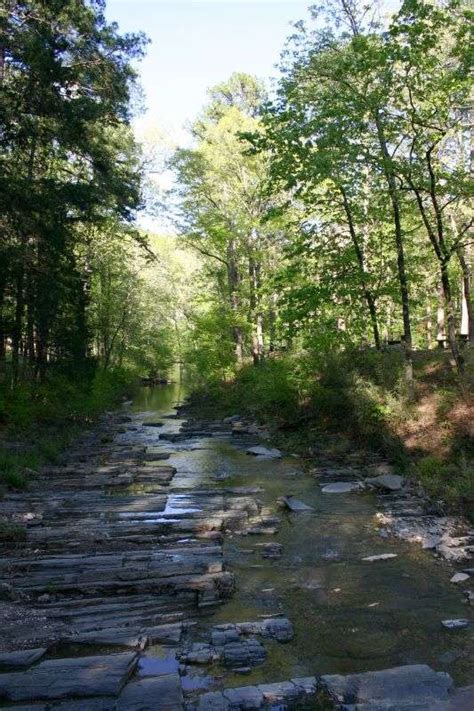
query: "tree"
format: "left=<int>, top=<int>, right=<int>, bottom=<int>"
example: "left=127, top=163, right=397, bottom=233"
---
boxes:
left=0, top=0, right=147, bottom=382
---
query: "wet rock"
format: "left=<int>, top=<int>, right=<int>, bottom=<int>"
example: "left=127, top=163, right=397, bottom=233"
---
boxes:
left=450, top=572, right=470, bottom=584
left=231, top=423, right=249, bottom=435
left=223, top=415, right=241, bottom=424
left=322, top=664, right=453, bottom=708
left=257, top=543, right=282, bottom=559
left=193, top=691, right=230, bottom=710
left=142, top=421, right=164, bottom=427
left=436, top=543, right=469, bottom=563
left=0, top=648, right=47, bottom=670
left=277, top=496, right=313, bottom=512
left=222, top=639, right=266, bottom=668
left=0, top=652, right=138, bottom=702
left=366, top=473, right=405, bottom=491
left=180, top=643, right=215, bottom=665
left=259, top=617, right=293, bottom=642
left=362, top=553, right=398, bottom=562
left=422, top=535, right=443, bottom=550
left=223, top=685, right=264, bottom=708
left=117, top=673, right=183, bottom=710
left=441, top=619, right=469, bottom=630
left=464, top=590, right=474, bottom=605
left=449, top=684, right=474, bottom=710
left=321, top=482, right=363, bottom=494
left=192, top=678, right=318, bottom=711
left=246, top=446, right=282, bottom=459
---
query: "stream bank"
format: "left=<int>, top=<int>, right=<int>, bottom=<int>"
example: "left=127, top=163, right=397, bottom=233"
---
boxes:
left=0, top=383, right=472, bottom=709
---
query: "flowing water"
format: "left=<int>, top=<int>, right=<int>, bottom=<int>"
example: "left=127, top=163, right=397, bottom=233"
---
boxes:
left=1, top=381, right=473, bottom=709
left=130, top=383, right=474, bottom=690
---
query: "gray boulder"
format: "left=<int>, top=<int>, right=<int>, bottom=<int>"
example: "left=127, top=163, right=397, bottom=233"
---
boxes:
left=322, top=664, right=453, bottom=709
left=366, top=474, right=405, bottom=491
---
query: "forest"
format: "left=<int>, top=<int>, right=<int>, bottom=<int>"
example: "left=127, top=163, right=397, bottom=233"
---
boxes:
left=1, top=3, right=474, bottom=708
left=0, top=0, right=473, bottom=507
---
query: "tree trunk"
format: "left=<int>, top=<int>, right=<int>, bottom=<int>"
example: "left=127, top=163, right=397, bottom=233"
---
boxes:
left=440, top=261, right=463, bottom=372
left=374, top=112, right=414, bottom=390
left=249, top=255, right=264, bottom=365
left=340, top=187, right=381, bottom=350
left=226, top=239, right=243, bottom=363
left=11, top=267, right=24, bottom=386
left=456, top=244, right=473, bottom=347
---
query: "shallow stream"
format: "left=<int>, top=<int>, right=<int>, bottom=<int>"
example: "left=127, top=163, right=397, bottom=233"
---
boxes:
left=129, top=383, right=474, bottom=690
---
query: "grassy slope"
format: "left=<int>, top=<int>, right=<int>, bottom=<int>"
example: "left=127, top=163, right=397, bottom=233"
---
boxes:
left=190, top=349, right=474, bottom=519
left=0, top=368, right=138, bottom=494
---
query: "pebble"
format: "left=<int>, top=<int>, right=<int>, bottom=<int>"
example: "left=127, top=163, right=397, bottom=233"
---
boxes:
left=441, top=619, right=469, bottom=630
left=450, top=572, right=470, bottom=584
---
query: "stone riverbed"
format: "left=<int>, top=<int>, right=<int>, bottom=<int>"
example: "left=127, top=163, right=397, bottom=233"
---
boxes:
left=0, top=383, right=473, bottom=710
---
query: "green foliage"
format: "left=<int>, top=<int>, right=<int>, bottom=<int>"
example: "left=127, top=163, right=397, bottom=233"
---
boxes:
left=0, top=365, right=138, bottom=491
left=416, top=456, right=474, bottom=511
left=0, top=0, right=150, bottom=383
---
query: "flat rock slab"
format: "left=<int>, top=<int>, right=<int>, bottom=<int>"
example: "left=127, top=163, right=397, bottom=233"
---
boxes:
left=362, top=554, right=398, bottom=562
left=192, top=677, right=318, bottom=710
left=321, top=482, right=363, bottom=494
left=366, top=473, right=405, bottom=491
left=1, top=702, right=116, bottom=711
left=117, top=673, right=183, bottom=710
left=450, top=572, right=470, bottom=584
left=246, top=446, right=282, bottom=459
left=449, top=684, right=474, bottom=710
left=0, top=648, right=47, bottom=670
left=278, top=496, right=313, bottom=512
left=322, top=664, right=453, bottom=708
left=442, top=619, right=469, bottom=630
left=0, top=652, right=137, bottom=702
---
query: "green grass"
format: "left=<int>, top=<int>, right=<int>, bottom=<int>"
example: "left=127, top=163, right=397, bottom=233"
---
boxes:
left=0, top=366, right=139, bottom=492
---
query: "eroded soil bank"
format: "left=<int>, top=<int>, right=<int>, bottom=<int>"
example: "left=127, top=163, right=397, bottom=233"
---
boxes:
left=0, top=383, right=472, bottom=710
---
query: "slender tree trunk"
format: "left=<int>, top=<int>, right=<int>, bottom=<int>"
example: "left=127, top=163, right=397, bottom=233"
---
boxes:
left=408, top=165, right=463, bottom=372
left=456, top=244, right=473, bottom=346
left=340, top=187, right=381, bottom=350
left=249, top=254, right=264, bottom=365
left=226, top=239, right=243, bottom=363
left=374, top=113, right=414, bottom=389
left=268, top=293, right=277, bottom=353
left=11, top=267, right=24, bottom=386
left=437, top=283, right=446, bottom=348
left=426, top=303, right=433, bottom=349
left=0, top=269, right=7, bottom=376
left=440, top=261, right=462, bottom=371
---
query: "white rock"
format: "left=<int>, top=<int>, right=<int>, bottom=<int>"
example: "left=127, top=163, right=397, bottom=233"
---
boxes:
left=362, top=554, right=398, bottom=562
left=278, top=496, right=313, bottom=512
left=450, top=572, right=470, bottom=584
left=321, top=482, right=363, bottom=494
left=441, top=619, right=469, bottom=630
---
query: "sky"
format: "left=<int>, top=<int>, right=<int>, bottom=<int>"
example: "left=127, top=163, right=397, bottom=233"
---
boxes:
left=105, top=0, right=399, bottom=230
left=106, top=0, right=314, bottom=141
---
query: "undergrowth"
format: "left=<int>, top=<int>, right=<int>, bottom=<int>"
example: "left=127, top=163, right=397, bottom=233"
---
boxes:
left=0, top=366, right=138, bottom=492
left=189, top=348, right=474, bottom=515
